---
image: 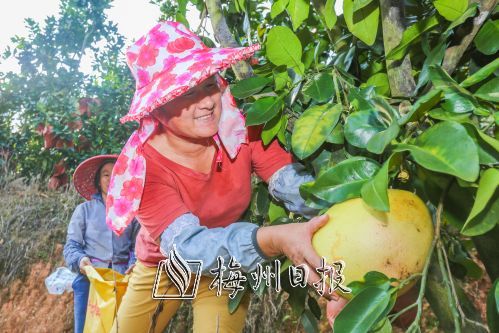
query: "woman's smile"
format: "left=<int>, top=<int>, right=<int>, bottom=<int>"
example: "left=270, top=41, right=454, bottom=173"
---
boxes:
left=194, top=109, right=215, bottom=121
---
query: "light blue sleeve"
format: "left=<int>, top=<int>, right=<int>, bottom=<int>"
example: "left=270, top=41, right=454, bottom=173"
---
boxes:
left=160, top=213, right=269, bottom=276
left=127, top=219, right=140, bottom=267
left=63, top=205, right=87, bottom=273
left=267, top=163, right=320, bottom=218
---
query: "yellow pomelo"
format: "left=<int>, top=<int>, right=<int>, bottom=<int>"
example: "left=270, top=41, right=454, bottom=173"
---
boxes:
left=312, top=189, right=433, bottom=297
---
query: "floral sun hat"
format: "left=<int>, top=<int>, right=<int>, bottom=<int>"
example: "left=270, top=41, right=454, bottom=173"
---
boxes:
left=73, top=154, right=118, bottom=200
left=106, top=21, right=260, bottom=236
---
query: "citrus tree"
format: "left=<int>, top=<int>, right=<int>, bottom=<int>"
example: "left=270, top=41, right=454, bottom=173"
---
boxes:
left=176, top=0, right=498, bottom=331
left=0, top=0, right=136, bottom=184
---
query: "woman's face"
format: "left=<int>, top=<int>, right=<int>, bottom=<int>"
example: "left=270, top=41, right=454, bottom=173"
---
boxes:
left=152, top=76, right=223, bottom=140
left=99, top=162, right=115, bottom=195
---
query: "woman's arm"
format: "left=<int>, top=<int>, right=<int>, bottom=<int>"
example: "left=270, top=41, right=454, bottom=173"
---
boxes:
left=159, top=212, right=330, bottom=292
left=268, top=163, right=319, bottom=218
left=160, top=213, right=267, bottom=275
left=63, top=205, right=89, bottom=273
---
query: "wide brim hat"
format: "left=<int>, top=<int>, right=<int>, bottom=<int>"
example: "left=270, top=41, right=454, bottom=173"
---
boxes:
left=121, top=21, right=260, bottom=123
left=73, top=154, right=118, bottom=200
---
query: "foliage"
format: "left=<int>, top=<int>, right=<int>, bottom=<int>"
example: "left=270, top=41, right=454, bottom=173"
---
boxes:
left=204, top=0, right=498, bottom=331
left=0, top=0, right=136, bottom=182
left=1, top=0, right=498, bottom=332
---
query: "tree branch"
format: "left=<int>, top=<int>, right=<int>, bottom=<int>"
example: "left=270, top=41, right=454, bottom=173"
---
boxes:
left=310, top=0, right=335, bottom=44
left=379, top=0, right=416, bottom=97
left=205, top=0, right=254, bottom=80
left=442, top=0, right=498, bottom=75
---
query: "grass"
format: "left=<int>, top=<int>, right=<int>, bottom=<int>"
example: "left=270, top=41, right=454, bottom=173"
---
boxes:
left=0, top=174, right=81, bottom=285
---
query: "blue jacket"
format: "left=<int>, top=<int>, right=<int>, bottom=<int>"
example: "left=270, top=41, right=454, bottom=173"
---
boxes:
left=63, top=193, right=140, bottom=275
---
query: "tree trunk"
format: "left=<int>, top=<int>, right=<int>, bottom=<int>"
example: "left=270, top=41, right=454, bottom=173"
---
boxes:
left=379, top=0, right=416, bottom=97
left=442, top=0, right=498, bottom=75
left=205, top=0, right=254, bottom=80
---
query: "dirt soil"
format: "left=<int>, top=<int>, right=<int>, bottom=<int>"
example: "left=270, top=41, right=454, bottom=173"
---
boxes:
left=0, top=244, right=73, bottom=333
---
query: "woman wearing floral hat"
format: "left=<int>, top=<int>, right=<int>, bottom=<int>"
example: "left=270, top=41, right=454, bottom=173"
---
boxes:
left=107, top=22, right=346, bottom=333
left=63, top=155, right=140, bottom=333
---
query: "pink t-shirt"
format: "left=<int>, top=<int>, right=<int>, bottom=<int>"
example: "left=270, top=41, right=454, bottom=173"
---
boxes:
left=135, top=126, right=293, bottom=267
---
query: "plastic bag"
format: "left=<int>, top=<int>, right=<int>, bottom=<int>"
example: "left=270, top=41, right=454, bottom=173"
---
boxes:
left=45, top=267, right=78, bottom=295
left=83, top=266, right=129, bottom=333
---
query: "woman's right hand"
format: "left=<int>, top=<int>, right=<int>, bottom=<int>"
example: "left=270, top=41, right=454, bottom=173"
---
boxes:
left=79, top=256, right=92, bottom=275
left=256, top=215, right=333, bottom=296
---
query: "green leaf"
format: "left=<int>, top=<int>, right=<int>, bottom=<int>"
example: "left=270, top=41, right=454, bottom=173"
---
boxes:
left=311, top=149, right=335, bottom=176
left=271, top=0, right=289, bottom=18
left=266, top=26, right=304, bottom=75
left=374, top=318, right=393, bottom=333
left=228, top=283, right=247, bottom=313
left=461, top=168, right=499, bottom=236
left=400, top=89, right=442, bottom=124
left=333, top=287, right=391, bottom=333
left=461, top=58, right=499, bottom=88
left=434, top=0, right=468, bottom=21
left=302, top=73, right=335, bottom=102
left=386, top=15, right=439, bottom=61
left=445, top=3, right=479, bottom=32
left=394, top=121, right=479, bottom=182
left=343, top=0, right=380, bottom=46
left=300, top=309, right=319, bottom=333
left=430, top=65, right=477, bottom=113
left=448, top=239, right=483, bottom=279
left=273, top=66, right=292, bottom=91
left=308, top=157, right=380, bottom=203
left=366, top=120, right=399, bottom=154
left=345, top=110, right=387, bottom=148
left=288, top=285, right=307, bottom=316
left=308, top=297, right=322, bottom=320
left=365, top=72, right=391, bottom=96
left=292, top=104, right=343, bottom=159
left=462, top=123, right=499, bottom=165
left=245, top=97, right=284, bottom=126
left=230, top=76, right=273, bottom=99
left=361, top=153, right=401, bottom=212
left=287, top=0, right=310, bottom=31
left=429, top=108, right=471, bottom=122
left=474, top=19, right=499, bottom=55
left=262, top=113, right=283, bottom=145
left=349, top=86, right=376, bottom=112
left=268, top=201, right=287, bottom=222
left=326, top=123, right=344, bottom=144
left=416, top=41, right=446, bottom=91
left=496, top=281, right=499, bottom=313
left=353, top=0, right=374, bottom=11
left=321, top=0, right=337, bottom=29
left=487, top=279, right=499, bottom=332
left=475, top=77, right=499, bottom=102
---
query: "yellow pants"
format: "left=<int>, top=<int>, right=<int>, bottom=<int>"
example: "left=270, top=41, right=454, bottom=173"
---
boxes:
left=110, top=261, right=249, bottom=333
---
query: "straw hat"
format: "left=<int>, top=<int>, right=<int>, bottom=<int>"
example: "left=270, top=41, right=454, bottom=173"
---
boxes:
left=73, top=154, right=118, bottom=200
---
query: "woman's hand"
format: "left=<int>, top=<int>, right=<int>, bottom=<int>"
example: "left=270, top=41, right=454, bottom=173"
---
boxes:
left=327, top=295, right=349, bottom=328
left=79, top=256, right=92, bottom=275
left=256, top=215, right=332, bottom=295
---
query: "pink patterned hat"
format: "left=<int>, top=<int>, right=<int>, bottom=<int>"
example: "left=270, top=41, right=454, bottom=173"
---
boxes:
left=106, top=21, right=259, bottom=236
left=121, top=21, right=260, bottom=123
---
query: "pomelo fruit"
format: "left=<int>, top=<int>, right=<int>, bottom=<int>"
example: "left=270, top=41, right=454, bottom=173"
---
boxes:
left=312, top=189, right=433, bottom=297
